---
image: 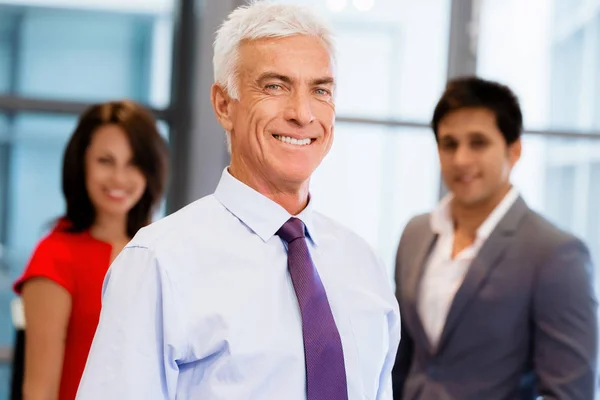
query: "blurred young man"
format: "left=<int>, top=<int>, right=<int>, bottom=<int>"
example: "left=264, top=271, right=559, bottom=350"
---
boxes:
left=393, top=76, right=597, bottom=400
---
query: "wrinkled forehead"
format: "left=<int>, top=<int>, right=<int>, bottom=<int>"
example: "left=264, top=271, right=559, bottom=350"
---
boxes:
left=237, top=36, right=336, bottom=80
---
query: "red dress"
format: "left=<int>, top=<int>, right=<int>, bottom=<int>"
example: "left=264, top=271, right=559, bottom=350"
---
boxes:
left=14, top=220, right=112, bottom=400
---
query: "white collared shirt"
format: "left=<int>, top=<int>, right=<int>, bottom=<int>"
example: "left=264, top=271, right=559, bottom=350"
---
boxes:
left=417, top=187, right=519, bottom=348
left=76, top=168, right=400, bottom=400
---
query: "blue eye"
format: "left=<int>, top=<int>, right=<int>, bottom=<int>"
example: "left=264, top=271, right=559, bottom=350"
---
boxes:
left=315, top=88, right=331, bottom=96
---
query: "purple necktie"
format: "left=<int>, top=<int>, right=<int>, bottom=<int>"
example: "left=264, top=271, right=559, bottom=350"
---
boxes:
left=277, top=217, right=348, bottom=400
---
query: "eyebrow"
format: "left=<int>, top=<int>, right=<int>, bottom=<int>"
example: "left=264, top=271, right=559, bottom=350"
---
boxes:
left=440, top=131, right=488, bottom=139
left=257, top=72, right=292, bottom=85
left=312, top=76, right=335, bottom=86
left=256, top=71, right=335, bottom=87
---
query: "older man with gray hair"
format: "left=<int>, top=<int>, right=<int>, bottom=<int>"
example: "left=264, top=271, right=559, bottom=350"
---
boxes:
left=76, top=2, right=400, bottom=399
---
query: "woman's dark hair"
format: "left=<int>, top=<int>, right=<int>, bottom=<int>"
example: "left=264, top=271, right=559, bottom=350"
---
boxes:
left=61, top=100, right=169, bottom=238
left=432, top=76, right=523, bottom=145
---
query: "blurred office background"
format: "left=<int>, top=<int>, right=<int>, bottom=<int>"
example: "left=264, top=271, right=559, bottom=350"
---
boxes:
left=0, top=0, right=599, bottom=396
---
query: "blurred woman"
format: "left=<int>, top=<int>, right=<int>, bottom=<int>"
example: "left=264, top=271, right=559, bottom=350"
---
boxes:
left=13, top=100, right=169, bottom=400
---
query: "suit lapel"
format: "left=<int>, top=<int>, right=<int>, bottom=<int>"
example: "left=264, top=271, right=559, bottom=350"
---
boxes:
left=405, top=226, right=438, bottom=354
left=435, top=197, right=529, bottom=353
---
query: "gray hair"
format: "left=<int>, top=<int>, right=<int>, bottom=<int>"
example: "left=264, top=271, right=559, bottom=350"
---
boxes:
left=213, top=1, right=337, bottom=100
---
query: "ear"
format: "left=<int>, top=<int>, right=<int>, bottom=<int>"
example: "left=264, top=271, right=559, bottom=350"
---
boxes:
left=508, top=137, right=522, bottom=167
left=211, top=83, right=234, bottom=132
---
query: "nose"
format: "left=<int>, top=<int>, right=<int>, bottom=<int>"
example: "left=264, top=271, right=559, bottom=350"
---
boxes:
left=453, top=143, right=475, bottom=167
left=110, top=165, right=130, bottom=186
left=284, top=90, right=315, bottom=127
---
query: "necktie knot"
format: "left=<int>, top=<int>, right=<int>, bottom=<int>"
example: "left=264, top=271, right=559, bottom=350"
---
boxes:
left=277, top=217, right=306, bottom=243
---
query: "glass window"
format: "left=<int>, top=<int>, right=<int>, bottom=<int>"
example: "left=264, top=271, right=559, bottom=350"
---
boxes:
left=512, top=134, right=600, bottom=251
left=595, top=13, right=600, bottom=129
left=0, top=364, right=9, bottom=400
left=554, top=0, right=585, bottom=17
left=477, top=0, right=600, bottom=132
left=0, top=10, right=17, bottom=93
left=1, top=0, right=173, bottom=13
left=0, top=3, right=173, bottom=108
left=310, top=123, right=440, bottom=279
left=0, top=114, right=9, bottom=280
left=155, top=119, right=170, bottom=218
left=588, top=161, right=600, bottom=263
left=275, top=0, right=451, bottom=123
left=0, top=115, right=8, bottom=142
left=5, top=113, right=76, bottom=281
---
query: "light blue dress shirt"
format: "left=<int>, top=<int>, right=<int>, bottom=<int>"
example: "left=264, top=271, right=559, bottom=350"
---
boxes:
left=76, top=168, right=400, bottom=400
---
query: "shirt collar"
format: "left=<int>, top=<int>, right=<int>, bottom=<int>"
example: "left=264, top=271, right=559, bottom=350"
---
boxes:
left=213, top=168, right=319, bottom=245
left=476, top=186, right=520, bottom=239
left=430, top=194, right=454, bottom=235
left=430, top=186, right=520, bottom=241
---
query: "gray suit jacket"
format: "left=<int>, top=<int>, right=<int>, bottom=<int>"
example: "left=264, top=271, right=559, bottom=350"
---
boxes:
left=392, top=196, right=598, bottom=400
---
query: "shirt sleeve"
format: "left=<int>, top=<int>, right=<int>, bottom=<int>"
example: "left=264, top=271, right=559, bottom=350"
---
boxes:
left=376, top=306, right=401, bottom=400
left=75, top=245, right=184, bottom=400
left=13, top=236, right=75, bottom=295
left=374, top=254, right=401, bottom=400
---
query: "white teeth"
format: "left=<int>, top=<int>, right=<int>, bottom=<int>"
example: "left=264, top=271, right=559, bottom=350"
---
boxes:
left=107, top=189, right=126, bottom=198
left=274, top=135, right=311, bottom=146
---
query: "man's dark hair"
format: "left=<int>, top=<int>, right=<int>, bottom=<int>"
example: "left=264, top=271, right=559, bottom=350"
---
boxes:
left=62, top=100, right=169, bottom=238
left=432, top=76, right=523, bottom=145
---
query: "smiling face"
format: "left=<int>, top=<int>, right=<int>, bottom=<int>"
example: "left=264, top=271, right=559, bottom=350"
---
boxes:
left=212, top=34, right=336, bottom=195
left=84, top=124, right=147, bottom=221
left=437, top=107, right=521, bottom=210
